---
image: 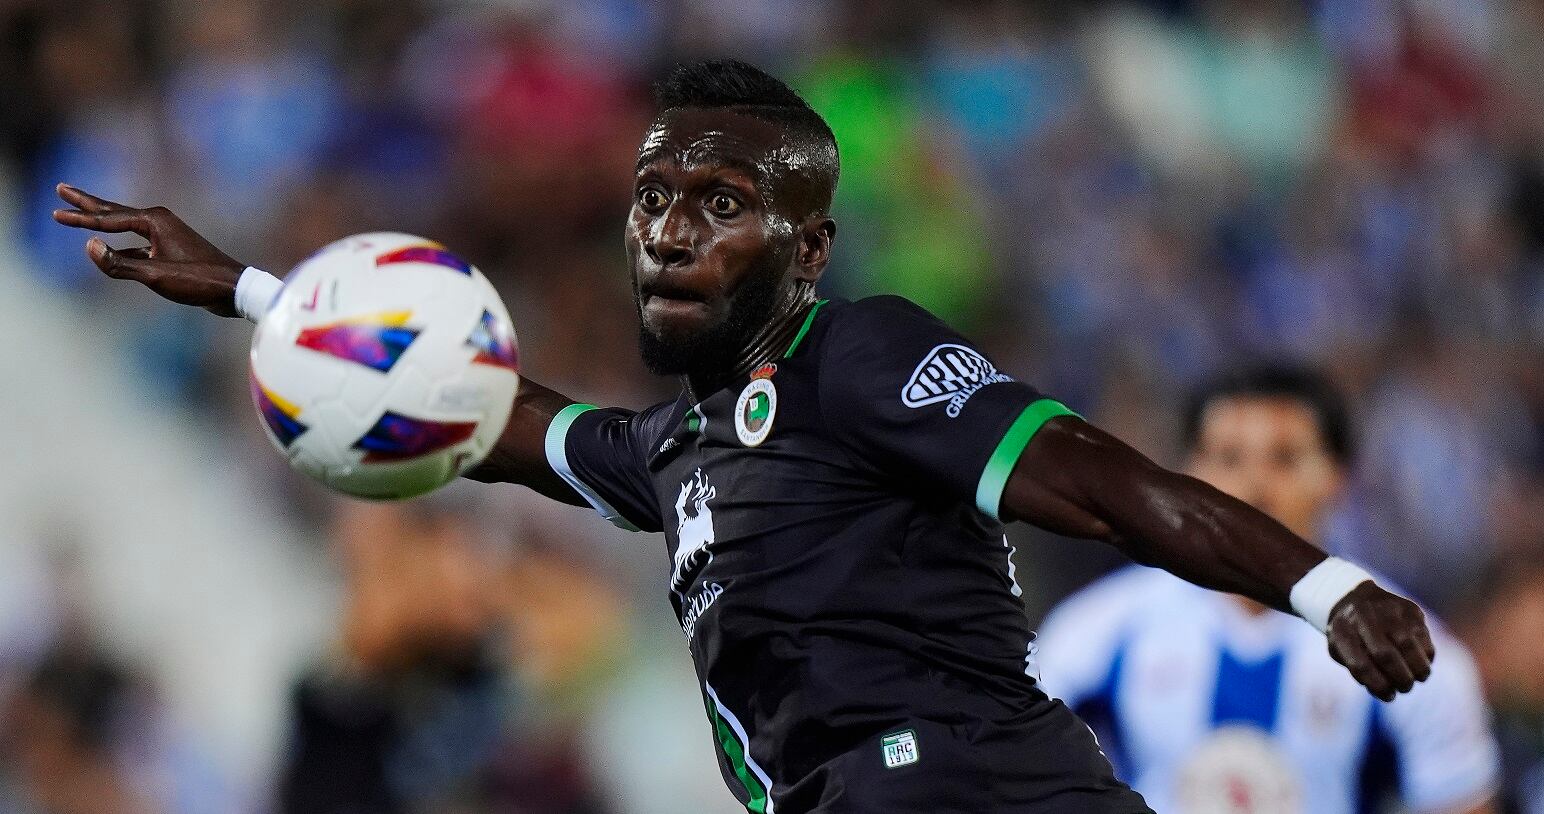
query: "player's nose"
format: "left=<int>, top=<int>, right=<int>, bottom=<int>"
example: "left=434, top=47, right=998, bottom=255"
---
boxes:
left=645, top=207, right=695, bottom=268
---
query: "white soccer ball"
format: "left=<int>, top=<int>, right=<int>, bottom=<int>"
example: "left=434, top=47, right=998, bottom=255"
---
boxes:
left=249, top=232, right=520, bottom=499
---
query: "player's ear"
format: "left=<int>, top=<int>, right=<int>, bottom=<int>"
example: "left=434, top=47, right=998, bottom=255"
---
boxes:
left=793, top=216, right=836, bottom=284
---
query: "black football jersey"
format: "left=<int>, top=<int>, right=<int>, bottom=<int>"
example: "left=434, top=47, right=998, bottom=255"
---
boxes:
left=545, top=296, right=1149, bottom=813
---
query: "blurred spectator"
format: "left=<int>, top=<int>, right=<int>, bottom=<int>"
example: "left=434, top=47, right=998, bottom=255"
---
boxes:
left=278, top=498, right=620, bottom=814
left=0, top=642, right=235, bottom=814
left=1457, top=560, right=1544, bottom=814
left=797, top=49, right=998, bottom=330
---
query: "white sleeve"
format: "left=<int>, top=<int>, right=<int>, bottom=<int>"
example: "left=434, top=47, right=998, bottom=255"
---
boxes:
left=1034, top=567, right=1150, bottom=707
left=1383, top=623, right=1501, bottom=812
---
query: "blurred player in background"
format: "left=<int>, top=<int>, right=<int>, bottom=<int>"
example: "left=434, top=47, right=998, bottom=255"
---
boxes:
left=54, top=60, right=1439, bottom=813
left=279, top=497, right=621, bottom=814
left=1037, top=367, right=1501, bottom=814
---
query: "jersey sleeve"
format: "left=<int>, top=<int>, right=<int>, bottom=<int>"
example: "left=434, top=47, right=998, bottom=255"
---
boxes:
left=545, top=403, right=664, bottom=533
left=1381, top=622, right=1501, bottom=812
left=817, top=296, right=1078, bottom=521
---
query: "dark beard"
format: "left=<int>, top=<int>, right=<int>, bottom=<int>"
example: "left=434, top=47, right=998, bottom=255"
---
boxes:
left=636, top=254, right=786, bottom=382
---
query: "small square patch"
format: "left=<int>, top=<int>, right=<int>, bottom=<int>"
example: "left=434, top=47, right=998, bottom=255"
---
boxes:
left=881, top=729, right=919, bottom=769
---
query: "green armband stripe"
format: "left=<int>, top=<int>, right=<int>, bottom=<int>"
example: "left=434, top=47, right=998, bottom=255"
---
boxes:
left=544, top=403, right=641, bottom=532
left=975, top=399, right=1080, bottom=521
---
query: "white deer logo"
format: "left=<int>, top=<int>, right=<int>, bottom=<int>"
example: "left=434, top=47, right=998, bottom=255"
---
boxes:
left=671, top=469, right=717, bottom=593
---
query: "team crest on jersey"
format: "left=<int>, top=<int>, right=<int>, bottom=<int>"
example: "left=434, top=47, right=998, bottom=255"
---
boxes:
left=734, top=378, right=777, bottom=447
left=671, top=469, right=717, bottom=594
left=902, top=343, right=1014, bottom=418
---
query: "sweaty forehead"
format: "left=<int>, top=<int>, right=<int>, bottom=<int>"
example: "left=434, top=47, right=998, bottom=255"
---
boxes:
left=636, top=108, right=789, bottom=178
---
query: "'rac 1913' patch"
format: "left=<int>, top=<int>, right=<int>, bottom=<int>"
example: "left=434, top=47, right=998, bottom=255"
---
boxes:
left=881, top=729, right=920, bottom=769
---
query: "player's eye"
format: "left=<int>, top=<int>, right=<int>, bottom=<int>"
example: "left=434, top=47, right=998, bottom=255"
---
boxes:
left=708, top=193, right=742, bottom=217
left=638, top=187, right=668, bottom=213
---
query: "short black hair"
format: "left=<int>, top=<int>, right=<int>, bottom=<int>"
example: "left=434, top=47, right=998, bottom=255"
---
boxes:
left=652, top=60, right=839, bottom=210
left=656, top=59, right=812, bottom=112
left=1182, top=365, right=1353, bottom=462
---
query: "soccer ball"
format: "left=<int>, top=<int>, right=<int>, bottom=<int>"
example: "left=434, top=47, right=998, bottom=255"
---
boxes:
left=248, top=233, right=520, bottom=499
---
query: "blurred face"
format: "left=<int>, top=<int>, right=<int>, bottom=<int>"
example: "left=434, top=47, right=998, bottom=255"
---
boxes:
left=1186, top=396, right=1344, bottom=543
left=627, top=108, right=804, bottom=377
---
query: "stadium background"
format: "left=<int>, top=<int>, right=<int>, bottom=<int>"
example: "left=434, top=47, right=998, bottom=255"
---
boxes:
left=0, top=0, right=1539, bottom=811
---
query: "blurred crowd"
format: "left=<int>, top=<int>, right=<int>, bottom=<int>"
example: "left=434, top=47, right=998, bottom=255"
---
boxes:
left=0, top=0, right=1539, bottom=811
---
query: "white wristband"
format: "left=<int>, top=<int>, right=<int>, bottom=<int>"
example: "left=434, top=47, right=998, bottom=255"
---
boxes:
left=1290, top=557, right=1374, bottom=633
left=234, top=266, right=283, bottom=324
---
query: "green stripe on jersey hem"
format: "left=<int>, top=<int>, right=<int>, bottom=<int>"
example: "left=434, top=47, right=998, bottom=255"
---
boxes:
left=705, top=698, right=770, bottom=812
left=704, top=683, right=774, bottom=812
left=544, top=403, right=642, bottom=532
left=975, top=399, right=1080, bottom=521
left=781, top=299, right=829, bottom=359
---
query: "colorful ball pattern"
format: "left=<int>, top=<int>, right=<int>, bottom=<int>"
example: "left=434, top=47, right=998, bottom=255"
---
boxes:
left=249, top=232, right=520, bottom=499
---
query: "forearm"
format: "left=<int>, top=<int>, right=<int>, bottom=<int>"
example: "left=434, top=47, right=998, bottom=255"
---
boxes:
left=464, top=378, right=587, bottom=506
left=1007, top=419, right=1432, bottom=699
left=1093, top=460, right=1325, bottom=613
left=1004, top=419, right=1324, bottom=613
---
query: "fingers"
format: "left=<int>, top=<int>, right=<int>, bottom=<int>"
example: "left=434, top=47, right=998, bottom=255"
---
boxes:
left=85, top=238, right=158, bottom=283
left=55, top=183, right=126, bottom=213
left=53, top=184, right=169, bottom=239
left=1393, top=630, right=1433, bottom=683
left=53, top=208, right=154, bottom=234
left=1329, top=637, right=1395, bottom=702
left=1328, top=590, right=1438, bottom=703
left=1358, top=621, right=1416, bottom=698
left=1413, top=612, right=1436, bottom=663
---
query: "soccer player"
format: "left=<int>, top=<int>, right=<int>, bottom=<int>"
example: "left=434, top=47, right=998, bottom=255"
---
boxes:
left=1036, top=367, right=1501, bottom=814
left=55, top=60, right=1437, bottom=813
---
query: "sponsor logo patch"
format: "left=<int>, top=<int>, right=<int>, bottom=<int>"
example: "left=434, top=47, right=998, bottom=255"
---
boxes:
left=901, top=343, right=1014, bottom=417
left=881, top=729, right=920, bottom=769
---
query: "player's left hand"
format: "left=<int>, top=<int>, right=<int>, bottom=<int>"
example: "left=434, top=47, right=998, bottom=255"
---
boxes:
left=51, top=184, right=246, bottom=317
left=1325, top=582, right=1435, bottom=701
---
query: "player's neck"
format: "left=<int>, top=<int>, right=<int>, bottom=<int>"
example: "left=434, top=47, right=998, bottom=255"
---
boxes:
left=682, top=283, right=818, bottom=401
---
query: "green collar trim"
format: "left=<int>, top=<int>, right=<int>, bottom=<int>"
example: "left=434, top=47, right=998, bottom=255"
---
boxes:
left=782, top=299, right=830, bottom=359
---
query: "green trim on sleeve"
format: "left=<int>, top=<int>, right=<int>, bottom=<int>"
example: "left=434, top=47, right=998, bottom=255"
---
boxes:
left=547, top=403, right=598, bottom=443
left=975, top=399, right=1080, bottom=521
left=781, top=299, right=829, bottom=358
left=544, top=403, right=642, bottom=532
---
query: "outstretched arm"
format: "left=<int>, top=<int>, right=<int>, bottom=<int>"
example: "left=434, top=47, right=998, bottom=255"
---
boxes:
left=1004, top=416, right=1435, bottom=701
left=461, top=378, right=583, bottom=504
left=52, top=184, right=585, bottom=505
